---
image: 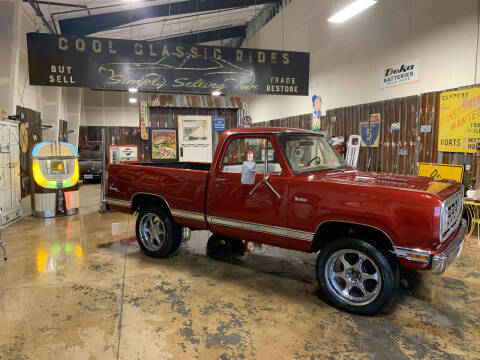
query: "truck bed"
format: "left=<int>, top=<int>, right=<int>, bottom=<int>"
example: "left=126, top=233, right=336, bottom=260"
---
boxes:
left=130, top=162, right=211, bottom=171
left=106, top=162, right=211, bottom=228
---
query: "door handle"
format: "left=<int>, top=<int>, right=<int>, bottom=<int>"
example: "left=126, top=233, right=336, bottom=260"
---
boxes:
left=215, top=178, right=228, bottom=182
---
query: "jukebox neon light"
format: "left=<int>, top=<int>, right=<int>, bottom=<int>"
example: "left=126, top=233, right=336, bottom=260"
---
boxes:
left=31, top=142, right=80, bottom=218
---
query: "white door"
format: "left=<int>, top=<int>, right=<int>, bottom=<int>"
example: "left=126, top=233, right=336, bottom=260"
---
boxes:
left=0, top=120, right=22, bottom=227
left=178, top=115, right=212, bottom=162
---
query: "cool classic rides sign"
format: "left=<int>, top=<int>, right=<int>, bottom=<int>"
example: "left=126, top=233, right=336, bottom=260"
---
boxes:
left=26, top=33, right=310, bottom=95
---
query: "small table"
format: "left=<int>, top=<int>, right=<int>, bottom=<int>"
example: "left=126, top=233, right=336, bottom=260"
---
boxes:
left=463, top=198, right=480, bottom=246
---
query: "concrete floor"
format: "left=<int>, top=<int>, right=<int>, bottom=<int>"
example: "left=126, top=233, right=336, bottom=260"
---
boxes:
left=0, top=184, right=479, bottom=360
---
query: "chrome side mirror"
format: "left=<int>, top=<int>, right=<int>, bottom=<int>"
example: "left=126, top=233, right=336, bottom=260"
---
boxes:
left=241, top=161, right=256, bottom=184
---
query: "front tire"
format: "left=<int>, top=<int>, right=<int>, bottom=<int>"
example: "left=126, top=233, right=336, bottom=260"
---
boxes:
left=135, top=206, right=182, bottom=258
left=316, top=237, right=399, bottom=315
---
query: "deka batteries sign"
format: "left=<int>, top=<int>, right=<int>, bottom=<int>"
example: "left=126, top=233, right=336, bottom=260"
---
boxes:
left=380, top=57, right=420, bottom=89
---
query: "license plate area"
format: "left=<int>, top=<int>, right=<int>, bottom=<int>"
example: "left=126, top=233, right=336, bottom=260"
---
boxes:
left=84, top=174, right=93, bottom=179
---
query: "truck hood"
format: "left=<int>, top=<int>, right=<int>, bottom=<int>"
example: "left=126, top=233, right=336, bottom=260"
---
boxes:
left=315, top=169, right=460, bottom=199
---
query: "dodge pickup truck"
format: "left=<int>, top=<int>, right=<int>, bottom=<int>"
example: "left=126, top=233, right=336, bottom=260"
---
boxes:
left=106, top=128, right=466, bottom=315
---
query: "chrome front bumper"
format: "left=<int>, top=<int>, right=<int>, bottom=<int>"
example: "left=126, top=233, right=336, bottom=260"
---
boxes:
left=431, top=219, right=467, bottom=274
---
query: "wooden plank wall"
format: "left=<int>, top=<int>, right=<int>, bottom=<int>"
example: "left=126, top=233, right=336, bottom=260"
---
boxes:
left=16, top=106, right=43, bottom=198
left=79, top=125, right=143, bottom=155
left=324, top=95, right=430, bottom=175
left=254, top=113, right=313, bottom=130
left=254, top=89, right=476, bottom=186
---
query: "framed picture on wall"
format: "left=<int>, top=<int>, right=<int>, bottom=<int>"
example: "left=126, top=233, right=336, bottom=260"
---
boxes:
left=150, top=128, right=178, bottom=161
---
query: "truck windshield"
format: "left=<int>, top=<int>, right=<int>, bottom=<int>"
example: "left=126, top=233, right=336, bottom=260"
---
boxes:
left=278, top=134, right=348, bottom=173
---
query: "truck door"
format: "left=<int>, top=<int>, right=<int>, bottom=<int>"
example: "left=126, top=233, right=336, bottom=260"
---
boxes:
left=207, top=135, right=290, bottom=247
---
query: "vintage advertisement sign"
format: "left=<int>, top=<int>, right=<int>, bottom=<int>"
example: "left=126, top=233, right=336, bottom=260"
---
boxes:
left=438, top=87, right=480, bottom=153
left=151, top=129, right=177, bottom=161
left=108, top=145, right=139, bottom=164
left=380, top=57, right=420, bottom=89
left=26, top=33, right=310, bottom=95
left=360, top=113, right=380, bottom=147
left=418, top=162, right=464, bottom=183
left=139, top=100, right=148, bottom=140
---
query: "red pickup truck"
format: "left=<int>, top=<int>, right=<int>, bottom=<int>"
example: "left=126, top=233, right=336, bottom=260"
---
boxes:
left=106, top=128, right=466, bottom=315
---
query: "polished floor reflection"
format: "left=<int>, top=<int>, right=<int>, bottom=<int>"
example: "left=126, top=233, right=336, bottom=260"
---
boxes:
left=0, top=184, right=479, bottom=359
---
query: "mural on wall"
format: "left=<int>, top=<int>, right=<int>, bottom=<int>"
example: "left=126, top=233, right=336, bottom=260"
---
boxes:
left=360, top=113, right=381, bottom=147
left=27, top=33, right=310, bottom=96
left=438, top=87, right=480, bottom=153
left=312, top=95, right=322, bottom=131
left=150, top=129, right=177, bottom=161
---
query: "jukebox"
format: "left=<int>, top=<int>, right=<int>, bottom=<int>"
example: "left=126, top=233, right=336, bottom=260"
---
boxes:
left=31, top=142, right=80, bottom=218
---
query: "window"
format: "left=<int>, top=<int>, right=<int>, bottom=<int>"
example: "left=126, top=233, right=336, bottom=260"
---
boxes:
left=222, top=137, right=282, bottom=174
left=278, top=134, right=347, bottom=173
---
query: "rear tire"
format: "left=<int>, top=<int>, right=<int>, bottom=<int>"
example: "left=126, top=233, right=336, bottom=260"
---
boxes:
left=135, top=206, right=182, bottom=258
left=316, top=237, right=399, bottom=315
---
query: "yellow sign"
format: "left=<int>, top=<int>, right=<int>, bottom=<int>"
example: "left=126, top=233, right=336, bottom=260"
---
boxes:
left=438, top=87, right=480, bottom=153
left=418, top=162, right=464, bottom=183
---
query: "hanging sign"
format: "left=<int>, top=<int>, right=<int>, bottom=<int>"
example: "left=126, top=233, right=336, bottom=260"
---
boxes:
left=380, top=57, right=420, bottom=89
left=139, top=100, right=148, bottom=140
left=360, top=113, right=380, bottom=147
left=438, top=87, right=480, bottom=153
left=26, top=33, right=310, bottom=96
left=214, top=117, right=225, bottom=131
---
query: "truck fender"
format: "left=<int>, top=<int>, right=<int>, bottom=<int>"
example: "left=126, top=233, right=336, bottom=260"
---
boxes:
left=130, top=193, right=172, bottom=217
left=311, top=220, right=396, bottom=254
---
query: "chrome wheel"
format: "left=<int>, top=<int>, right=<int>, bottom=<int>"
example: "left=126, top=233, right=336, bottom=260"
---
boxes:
left=139, top=213, right=166, bottom=251
left=324, top=249, right=381, bottom=306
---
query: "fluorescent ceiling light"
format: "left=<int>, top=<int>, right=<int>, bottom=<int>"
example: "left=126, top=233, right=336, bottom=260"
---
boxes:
left=128, top=87, right=138, bottom=93
left=212, top=90, right=221, bottom=96
left=129, top=97, right=137, bottom=103
left=328, top=0, right=377, bottom=23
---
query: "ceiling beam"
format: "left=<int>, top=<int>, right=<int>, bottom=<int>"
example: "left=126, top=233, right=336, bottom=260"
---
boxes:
left=59, top=0, right=279, bottom=36
left=151, top=25, right=246, bottom=45
left=23, top=0, right=87, bottom=8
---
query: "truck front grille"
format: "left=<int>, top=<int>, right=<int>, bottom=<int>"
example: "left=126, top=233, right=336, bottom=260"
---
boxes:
left=441, top=189, right=464, bottom=242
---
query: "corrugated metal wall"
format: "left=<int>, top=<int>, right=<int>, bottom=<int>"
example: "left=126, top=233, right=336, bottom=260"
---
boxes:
left=148, top=107, right=239, bottom=162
